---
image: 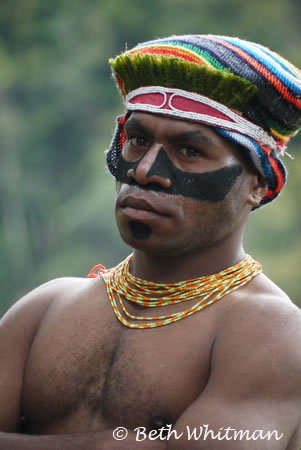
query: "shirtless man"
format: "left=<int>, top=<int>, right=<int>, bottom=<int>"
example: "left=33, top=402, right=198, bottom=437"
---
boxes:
left=0, top=35, right=301, bottom=450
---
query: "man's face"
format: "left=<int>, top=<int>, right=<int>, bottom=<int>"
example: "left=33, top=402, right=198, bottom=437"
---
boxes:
left=114, top=112, right=255, bottom=256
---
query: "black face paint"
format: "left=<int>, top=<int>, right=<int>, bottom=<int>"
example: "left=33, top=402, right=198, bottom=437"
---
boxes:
left=116, top=148, right=243, bottom=202
left=129, top=221, right=152, bottom=240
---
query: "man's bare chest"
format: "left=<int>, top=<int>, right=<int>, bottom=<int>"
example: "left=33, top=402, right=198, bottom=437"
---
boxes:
left=21, top=285, right=216, bottom=434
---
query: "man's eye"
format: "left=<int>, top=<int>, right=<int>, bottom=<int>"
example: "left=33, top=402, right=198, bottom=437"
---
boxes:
left=180, top=147, right=202, bottom=157
left=129, top=136, right=148, bottom=147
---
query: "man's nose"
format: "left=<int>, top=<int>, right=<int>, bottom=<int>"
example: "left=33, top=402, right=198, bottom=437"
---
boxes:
left=127, top=145, right=172, bottom=189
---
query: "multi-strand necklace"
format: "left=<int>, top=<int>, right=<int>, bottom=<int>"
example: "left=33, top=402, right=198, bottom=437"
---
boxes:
left=88, top=254, right=262, bottom=329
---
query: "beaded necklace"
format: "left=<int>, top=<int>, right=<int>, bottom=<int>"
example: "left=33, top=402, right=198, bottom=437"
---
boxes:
left=88, top=254, right=262, bottom=329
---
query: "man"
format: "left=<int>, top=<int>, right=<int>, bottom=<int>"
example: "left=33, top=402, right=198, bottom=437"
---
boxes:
left=0, top=35, right=301, bottom=449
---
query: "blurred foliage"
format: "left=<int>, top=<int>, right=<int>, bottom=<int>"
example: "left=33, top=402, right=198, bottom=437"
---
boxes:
left=0, top=0, right=300, bottom=316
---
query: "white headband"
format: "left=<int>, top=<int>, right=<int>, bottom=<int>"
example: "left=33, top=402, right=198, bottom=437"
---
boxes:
left=125, top=86, right=280, bottom=153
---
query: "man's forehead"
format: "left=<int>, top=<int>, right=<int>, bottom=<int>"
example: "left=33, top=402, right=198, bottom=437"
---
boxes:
left=125, top=112, right=221, bottom=142
left=125, top=112, right=242, bottom=154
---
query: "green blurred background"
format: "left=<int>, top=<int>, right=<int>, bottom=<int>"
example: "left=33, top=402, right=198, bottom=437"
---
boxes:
left=0, top=0, right=300, bottom=316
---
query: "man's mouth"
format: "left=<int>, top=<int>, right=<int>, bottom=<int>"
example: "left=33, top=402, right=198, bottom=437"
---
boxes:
left=121, top=196, right=169, bottom=221
left=124, top=197, right=158, bottom=213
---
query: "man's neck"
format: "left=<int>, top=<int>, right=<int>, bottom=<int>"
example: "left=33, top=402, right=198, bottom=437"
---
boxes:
left=129, top=240, right=246, bottom=284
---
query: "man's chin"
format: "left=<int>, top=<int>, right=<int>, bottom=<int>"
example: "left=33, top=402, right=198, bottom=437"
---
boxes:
left=128, top=221, right=153, bottom=241
left=118, top=224, right=154, bottom=249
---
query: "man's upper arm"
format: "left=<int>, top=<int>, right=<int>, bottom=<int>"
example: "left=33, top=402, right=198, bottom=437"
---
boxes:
left=168, top=298, right=301, bottom=449
left=0, top=279, right=70, bottom=432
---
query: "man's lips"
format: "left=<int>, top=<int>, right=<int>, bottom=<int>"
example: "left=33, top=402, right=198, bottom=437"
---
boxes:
left=123, top=197, right=158, bottom=213
left=120, top=196, right=169, bottom=221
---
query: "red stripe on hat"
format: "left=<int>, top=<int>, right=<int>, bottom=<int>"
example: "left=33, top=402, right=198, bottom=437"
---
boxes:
left=264, top=148, right=285, bottom=196
left=130, top=46, right=201, bottom=64
left=118, top=114, right=127, bottom=148
left=129, top=91, right=236, bottom=123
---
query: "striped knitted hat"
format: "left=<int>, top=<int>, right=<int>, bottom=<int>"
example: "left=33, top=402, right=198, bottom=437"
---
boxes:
left=107, top=35, right=301, bottom=207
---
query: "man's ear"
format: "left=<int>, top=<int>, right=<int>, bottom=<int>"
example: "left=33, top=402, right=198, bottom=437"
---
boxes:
left=247, top=172, right=269, bottom=208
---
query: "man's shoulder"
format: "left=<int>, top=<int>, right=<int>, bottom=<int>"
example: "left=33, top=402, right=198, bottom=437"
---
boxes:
left=1, top=274, right=105, bottom=332
left=206, top=272, right=301, bottom=416
left=215, top=272, right=301, bottom=388
left=227, top=271, right=300, bottom=325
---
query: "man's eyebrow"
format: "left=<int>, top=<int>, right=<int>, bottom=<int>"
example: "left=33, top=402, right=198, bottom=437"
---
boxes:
left=170, top=130, right=216, bottom=146
left=124, top=117, right=216, bottom=146
left=124, top=117, right=148, bottom=134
